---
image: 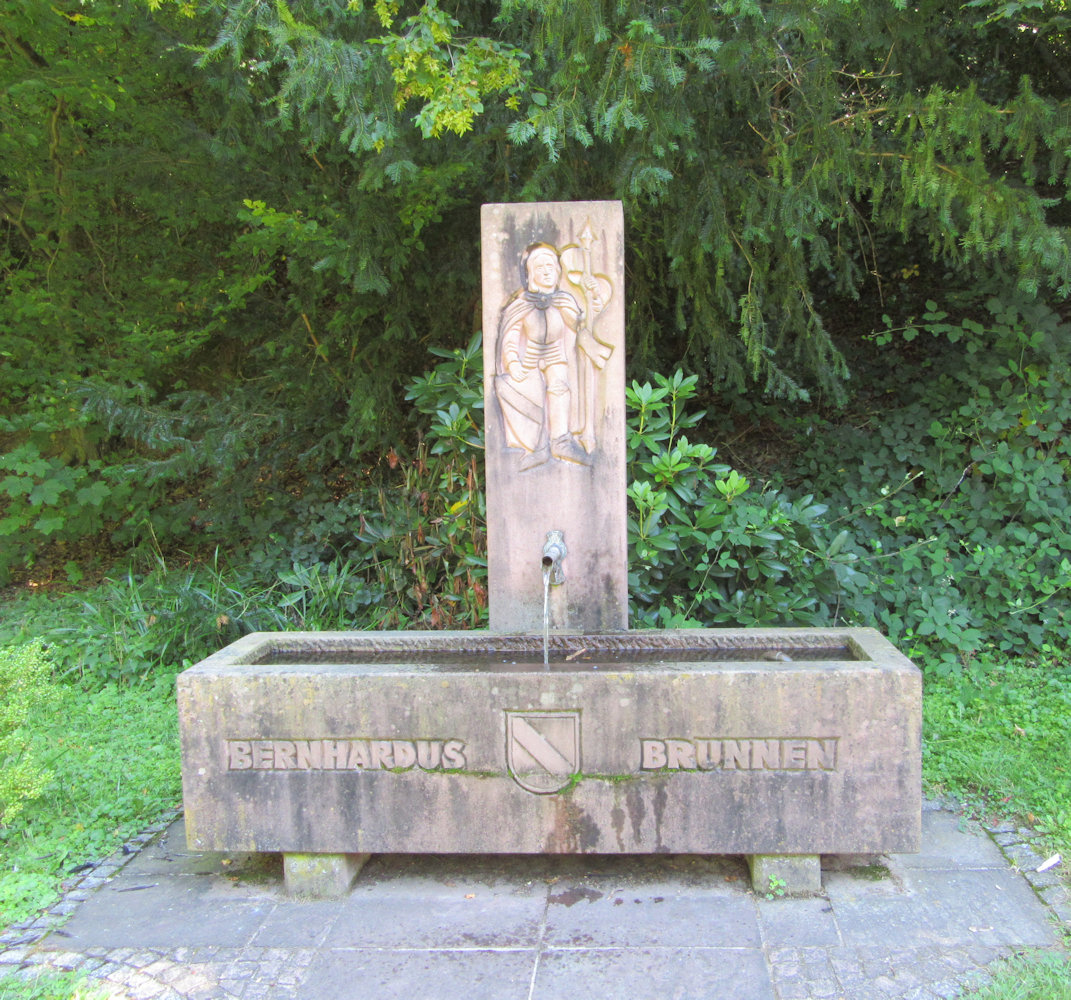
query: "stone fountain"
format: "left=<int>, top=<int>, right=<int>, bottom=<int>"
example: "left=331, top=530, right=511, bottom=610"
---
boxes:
left=178, top=201, right=920, bottom=898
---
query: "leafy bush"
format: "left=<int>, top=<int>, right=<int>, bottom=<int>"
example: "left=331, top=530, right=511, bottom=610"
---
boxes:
left=11, top=298, right=1068, bottom=682
left=0, top=437, right=132, bottom=586
left=246, top=334, right=489, bottom=632
left=0, top=643, right=55, bottom=824
left=791, top=293, right=1071, bottom=672
left=384, top=332, right=488, bottom=628
left=40, top=556, right=287, bottom=688
left=0, top=383, right=290, bottom=588
left=0, top=337, right=488, bottom=691
left=276, top=557, right=390, bottom=630
left=395, top=341, right=848, bottom=631
left=626, top=372, right=856, bottom=628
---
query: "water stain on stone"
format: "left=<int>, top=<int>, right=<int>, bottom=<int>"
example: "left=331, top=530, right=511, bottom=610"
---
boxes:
left=626, top=785, right=646, bottom=844
left=548, top=886, right=603, bottom=907
left=548, top=796, right=601, bottom=853
left=610, top=803, right=626, bottom=851
left=653, top=781, right=668, bottom=850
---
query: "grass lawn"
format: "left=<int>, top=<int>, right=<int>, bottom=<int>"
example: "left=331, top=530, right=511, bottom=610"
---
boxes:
left=922, top=649, right=1071, bottom=859
left=0, top=671, right=180, bottom=928
left=965, top=952, right=1071, bottom=1000
left=0, top=591, right=1067, bottom=998
left=0, top=972, right=107, bottom=1000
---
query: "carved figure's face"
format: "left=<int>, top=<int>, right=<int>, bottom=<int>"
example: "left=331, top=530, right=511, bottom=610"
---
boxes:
left=526, top=249, right=560, bottom=292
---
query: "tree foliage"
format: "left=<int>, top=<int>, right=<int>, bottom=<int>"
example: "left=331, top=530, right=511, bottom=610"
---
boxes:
left=0, top=2, right=271, bottom=572
left=197, top=0, right=1071, bottom=396
left=2, top=0, right=1069, bottom=583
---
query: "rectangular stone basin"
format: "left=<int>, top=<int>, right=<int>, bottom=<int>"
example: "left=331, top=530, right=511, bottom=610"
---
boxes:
left=178, top=627, right=921, bottom=860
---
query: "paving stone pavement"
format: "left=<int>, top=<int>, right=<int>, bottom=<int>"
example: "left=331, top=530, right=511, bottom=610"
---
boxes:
left=1, top=801, right=1067, bottom=1000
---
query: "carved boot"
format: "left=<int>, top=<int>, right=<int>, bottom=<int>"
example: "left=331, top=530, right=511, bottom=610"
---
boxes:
left=550, top=434, right=592, bottom=466
left=519, top=443, right=551, bottom=470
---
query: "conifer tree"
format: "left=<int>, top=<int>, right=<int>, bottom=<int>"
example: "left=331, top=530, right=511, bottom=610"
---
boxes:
left=198, top=0, right=1071, bottom=399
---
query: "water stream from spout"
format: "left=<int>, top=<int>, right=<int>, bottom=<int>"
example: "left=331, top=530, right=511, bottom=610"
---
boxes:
left=542, top=564, right=552, bottom=668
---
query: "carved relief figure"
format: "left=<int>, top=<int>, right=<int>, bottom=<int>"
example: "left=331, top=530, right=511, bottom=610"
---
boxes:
left=495, top=224, right=614, bottom=470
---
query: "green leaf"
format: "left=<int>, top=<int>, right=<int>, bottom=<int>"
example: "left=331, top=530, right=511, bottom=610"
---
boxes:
left=76, top=482, right=111, bottom=507
left=33, top=514, right=66, bottom=536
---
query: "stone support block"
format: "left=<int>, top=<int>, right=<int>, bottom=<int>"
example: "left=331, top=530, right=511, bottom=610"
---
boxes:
left=282, top=853, right=369, bottom=898
left=747, top=854, right=822, bottom=896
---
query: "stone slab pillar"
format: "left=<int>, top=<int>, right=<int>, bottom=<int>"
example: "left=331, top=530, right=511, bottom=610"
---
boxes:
left=481, top=201, right=627, bottom=633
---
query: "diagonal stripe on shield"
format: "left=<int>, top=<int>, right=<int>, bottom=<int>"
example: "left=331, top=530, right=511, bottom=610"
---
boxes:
left=505, top=711, right=581, bottom=794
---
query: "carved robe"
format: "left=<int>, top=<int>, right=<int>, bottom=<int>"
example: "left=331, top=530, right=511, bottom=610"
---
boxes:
left=494, top=288, right=584, bottom=455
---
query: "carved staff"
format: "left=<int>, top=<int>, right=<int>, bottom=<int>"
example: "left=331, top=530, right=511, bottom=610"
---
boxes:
left=572, top=221, right=613, bottom=452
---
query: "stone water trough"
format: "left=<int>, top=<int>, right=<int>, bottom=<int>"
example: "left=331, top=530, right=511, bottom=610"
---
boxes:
left=178, top=627, right=920, bottom=895
left=178, top=201, right=921, bottom=896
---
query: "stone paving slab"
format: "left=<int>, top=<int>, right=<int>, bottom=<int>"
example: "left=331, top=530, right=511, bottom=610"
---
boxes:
left=891, top=811, right=1007, bottom=870
left=52, top=879, right=275, bottom=950
left=826, top=866, right=1055, bottom=951
left=533, top=947, right=776, bottom=1000
left=294, top=948, right=536, bottom=1000
left=321, top=892, right=546, bottom=950
left=757, top=896, right=841, bottom=948
left=245, top=904, right=340, bottom=950
left=3, top=803, right=1067, bottom=1000
left=542, top=882, right=761, bottom=949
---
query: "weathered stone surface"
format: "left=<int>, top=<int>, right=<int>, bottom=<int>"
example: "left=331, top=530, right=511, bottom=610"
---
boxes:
left=481, top=201, right=627, bottom=633
left=178, top=627, right=921, bottom=858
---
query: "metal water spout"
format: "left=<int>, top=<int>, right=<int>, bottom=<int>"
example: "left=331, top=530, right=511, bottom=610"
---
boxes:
left=541, top=530, right=566, bottom=667
left=541, top=530, right=567, bottom=586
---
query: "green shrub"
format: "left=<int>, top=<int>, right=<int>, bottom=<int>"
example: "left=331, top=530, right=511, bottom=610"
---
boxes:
left=43, top=556, right=288, bottom=688
left=357, top=332, right=488, bottom=629
left=246, top=334, right=489, bottom=632
left=0, top=382, right=280, bottom=588
left=276, top=557, right=388, bottom=630
left=235, top=339, right=847, bottom=636
left=0, top=437, right=132, bottom=586
left=395, top=342, right=847, bottom=631
left=0, top=642, right=55, bottom=824
left=262, top=344, right=851, bottom=634
left=626, top=372, right=856, bottom=628
left=792, top=292, right=1071, bottom=672
left=15, top=298, right=1068, bottom=681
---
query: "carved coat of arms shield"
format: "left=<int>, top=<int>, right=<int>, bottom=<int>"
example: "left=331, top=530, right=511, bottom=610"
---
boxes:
left=505, top=710, right=581, bottom=794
